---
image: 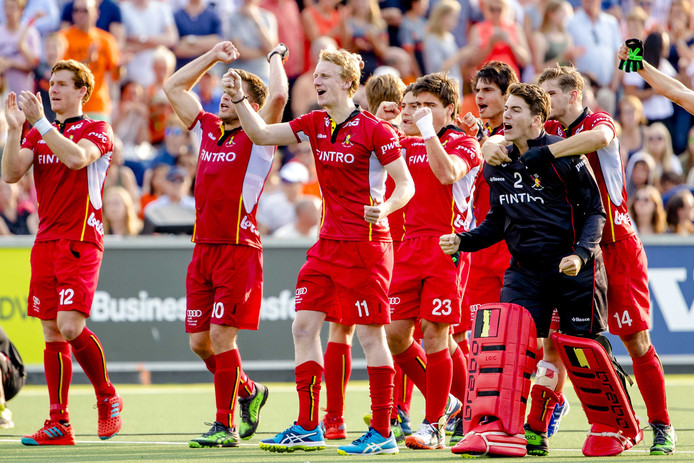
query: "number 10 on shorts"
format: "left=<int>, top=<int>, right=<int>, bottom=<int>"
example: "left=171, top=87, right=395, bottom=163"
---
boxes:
left=355, top=300, right=369, bottom=318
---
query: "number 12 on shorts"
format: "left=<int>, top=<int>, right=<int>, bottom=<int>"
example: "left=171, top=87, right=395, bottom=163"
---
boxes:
left=355, top=300, right=369, bottom=318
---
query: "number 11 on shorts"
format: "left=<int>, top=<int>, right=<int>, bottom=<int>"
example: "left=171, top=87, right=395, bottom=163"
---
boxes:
left=355, top=300, right=369, bottom=318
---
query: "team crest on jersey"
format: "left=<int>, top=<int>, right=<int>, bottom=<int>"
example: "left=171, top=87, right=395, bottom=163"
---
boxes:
left=442, top=139, right=449, bottom=147
left=531, top=174, right=544, bottom=190
left=226, top=135, right=235, bottom=146
left=343, top=133, right=353, bottom=147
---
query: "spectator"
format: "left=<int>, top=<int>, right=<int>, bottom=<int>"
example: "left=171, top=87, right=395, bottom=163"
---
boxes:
left=290, top=36, right=337, bottom=118
left=147, top=46, right=177, bottom=146
left=257, top=161, right=309, bottom=235
left=398, top=0, right=427, bottom=76
left=260, top=0, right=306, bottom=80
left=0, top=0, right=40, bottom=95
left=143, top=166, right=195, bottom=234
left=226, top=0, right=277, bottom=84
left=465, top=0, right=530, bottom=82
left=112, top=80, right=151, bottom=154
left=0, top=0, right=60, bottom=37
left=102, top=186, right=142, bottom=236
left=195, top=71, right=222, bottom=114
left=666, top=0, right=694, bottom=153
left=301, top=0, right=345, bottom=70
left=273, top=195, right=321, bottom=240
left=623, top=6, right=647, bottom=42
left=381, top=46, right=417, bottom=84
left=679, top=126, right=694, bottom=185
left=173, top=0, right=222, bottom=70
left=422, top=0, right=466, bottom=91
left=567, top=0, right=621, bottom=88
left=342, top=0, right=388, bottom=82
left=287, top=141, right=320, bottom=198
left=618, top=95, right=647, bottom=161
left=665, top=188, right=694, bottom=234
left=531, top=0, right=583, bottom=73
left=149, top=113, right=195, bottom=168
left=140, top=163, right=170, bottom=216
left=623, top=31, right=675, bottom=132
left=626, top=150, right=657, bottom=197
left=628, top=184, right=667, bottom=235
left=61, top=0, right=124, bottom=48
left=59, top=0, right=120, bottom=121
left=121, top=0, right=177, bottom=88
left=660, top=171, right=685, bottom=198
left=102, top=137, right=140, bottom=213
left=0, top=179, right=37, bottom=235
left=33, top=32, right=66, bottom=122
left=644, top=122, right=683, bottom=182
left=175, top=151, right=197, bottom=195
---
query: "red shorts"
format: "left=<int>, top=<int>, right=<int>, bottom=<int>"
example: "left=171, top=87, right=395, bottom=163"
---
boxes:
left=602, top=235, right=651, bottom=335
left=390, top=236, right=467, bottom=325
left=28, top=239, right=103, bottom=319
left=295, top=239, right=393, bottom=326
left=186, top=244, right=263, bottom=332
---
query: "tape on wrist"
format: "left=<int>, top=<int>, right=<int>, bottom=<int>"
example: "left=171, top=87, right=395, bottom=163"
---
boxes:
left=34, top=117, right=54, bottom=137
left=416, top=113, right=437, bottom=140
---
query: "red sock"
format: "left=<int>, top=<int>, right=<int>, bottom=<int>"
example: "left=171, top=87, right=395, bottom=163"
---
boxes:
left=368, top=365, right=395, bottom=438
left=526, top=384, right=560, bottom=433
left=425, top=349, right=452, bottom=424
left=203, top=355, right=216, bottom=374
left=457, top=339, right=469, bottom=358
left=226, top=349, right=255, bottom=399
left=68, top=327, right=115, bottom=398
left=450, top=345, right=468, bottom=404
left=393, top=342, right=427, bottom=395
left=296, top=361, right=323, bottom=430
left=391, top=365, right=404, bottom=420
left=632, top=345, right=670, bottom=425
left=214, top=349, right=243, bottom=427
left=324, top=342, right=351, bottom=418
left=45, top=342, right=72, bottom=422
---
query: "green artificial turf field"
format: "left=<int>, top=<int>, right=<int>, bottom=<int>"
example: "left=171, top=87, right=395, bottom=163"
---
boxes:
left=1, top=376, right=692, bottom=462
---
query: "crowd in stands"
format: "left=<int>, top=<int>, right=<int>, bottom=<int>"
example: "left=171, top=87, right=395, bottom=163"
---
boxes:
left=0, top=0, right=693, bottom=238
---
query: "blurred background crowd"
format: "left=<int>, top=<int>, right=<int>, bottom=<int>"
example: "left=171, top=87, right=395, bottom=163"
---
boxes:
left=0, top=0, right=693, bottom=238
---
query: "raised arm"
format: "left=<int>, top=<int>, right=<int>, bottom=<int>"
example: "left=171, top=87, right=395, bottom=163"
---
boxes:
left=163, top=41, right=239, bottom=128
left=259, top=44, right=290, bottom=124
left=1, top=93, right=33, bottom=183
left=618, top=41, right=694, bottom=114
left=222, top=70, right=297, bottom=146
left=414, top=107, right=470, bottom=184
left=545, top=124, right=613, bottom=158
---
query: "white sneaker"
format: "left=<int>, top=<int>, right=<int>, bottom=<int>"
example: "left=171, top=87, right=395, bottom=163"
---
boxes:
left=405, top=420, right=444, bottom=449
left=0, top=405, right=14, bottom=429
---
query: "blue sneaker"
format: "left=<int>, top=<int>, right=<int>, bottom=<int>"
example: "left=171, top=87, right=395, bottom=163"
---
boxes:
left=398, top=406, right=412, bottom=435
left=337, top=427, right=399, bottom=455
left=547, top=398, right=570, bottom=438
left=259, top=423, right=326, bottom=453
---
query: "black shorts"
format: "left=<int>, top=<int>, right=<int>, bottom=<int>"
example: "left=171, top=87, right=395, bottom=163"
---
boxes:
left=499, top=256, right=608, bottom=338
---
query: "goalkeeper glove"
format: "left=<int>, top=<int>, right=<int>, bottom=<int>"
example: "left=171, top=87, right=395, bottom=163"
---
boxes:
left=619, top=38, right=644, bottom=73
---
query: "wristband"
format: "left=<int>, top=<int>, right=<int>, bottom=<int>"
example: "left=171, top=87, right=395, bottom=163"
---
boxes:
left=415, top=112, right=437, bottom=140
left=267, top=43, right=289, bottom=63
left=231, top=95, right=247, bottom=104
left=33, top=117, right=54, bottom=137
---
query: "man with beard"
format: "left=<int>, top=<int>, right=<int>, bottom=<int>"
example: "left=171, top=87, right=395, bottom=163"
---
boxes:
left=163, top=40, right=288, bottom=448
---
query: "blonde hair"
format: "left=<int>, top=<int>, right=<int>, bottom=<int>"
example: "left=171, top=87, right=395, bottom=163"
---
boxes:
left=318, top=49, right=364, bottom=97
left=427, top=0, right=460, bottom=35
left=103, top=186, right=141, bottom=236
left=152, top=46, right=177, bottom=78
left=51, top=59, right=95, bottom=104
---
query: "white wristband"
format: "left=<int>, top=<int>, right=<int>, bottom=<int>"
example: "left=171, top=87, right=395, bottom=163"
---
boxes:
left=33, top=117, right=54, bottom=137
left=415, top=112, right=437, bottom=140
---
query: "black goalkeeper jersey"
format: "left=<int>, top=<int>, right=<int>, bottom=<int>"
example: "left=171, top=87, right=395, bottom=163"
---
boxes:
left=457, top=131, right=606, bottom=270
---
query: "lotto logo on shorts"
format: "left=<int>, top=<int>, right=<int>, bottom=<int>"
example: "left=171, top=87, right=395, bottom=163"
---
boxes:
left=295, top=287, right=307, bottom=304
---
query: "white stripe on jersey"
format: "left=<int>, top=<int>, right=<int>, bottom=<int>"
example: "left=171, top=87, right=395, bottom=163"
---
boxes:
left=87, top=152, right=112, bottom=210
left=368, top=151, right=387, bottom=203
left=453, top=164, right=479, bottom=227
left=243, top=144, right=275, bottom=213
left=596, top=137, right=624, bottom=207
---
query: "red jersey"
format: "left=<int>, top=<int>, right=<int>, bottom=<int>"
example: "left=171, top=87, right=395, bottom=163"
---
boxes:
left=385, top=124, right=408, bottom=242
left=289, top=108, right=402, bottom=241
left=22, top=116, right=113, bottom=248
left=544, top=109, right=635, bottom=245
left=402, top=126, right=481, bottom=238
left=467, top=124, right=511, bottom=274
left=189, top=111, right=275, bottom=248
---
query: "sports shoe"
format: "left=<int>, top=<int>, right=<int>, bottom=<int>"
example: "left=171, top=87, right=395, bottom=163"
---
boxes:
left=21, top=420, right=76, bottom=446
left=189, top=421, right=240, bottom=448
left=547, top=398, right=570, bottom=438
left=449, top=416, right=464, bottom=445
left=443, top=394, right=462, bottom=427
left=525, top=423, right=549, bottom=456
left=97, top=394, right=123, bottom=439
left=337, top=427, right=399, bottom=455
left=445, top=413, right=457, bottom=435
left=405, top=420, right=445, bottom=450
left=391, top=418, right=405, bottom=443
left=398, top=406, right=413, bottom=435
left=238, top=382, right=268, bottom=440
left=319, top=414, right=347, bottom=439
left=650, top=422, right=676, bottom=455
left=0, top=405, right=14, bottom=429
left=259, top=423, right=326, bottom=452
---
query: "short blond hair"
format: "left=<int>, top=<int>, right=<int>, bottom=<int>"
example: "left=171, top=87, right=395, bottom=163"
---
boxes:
left=319, top=49, right=363, bottom=97
left=365, top=73, right=406, bottom=113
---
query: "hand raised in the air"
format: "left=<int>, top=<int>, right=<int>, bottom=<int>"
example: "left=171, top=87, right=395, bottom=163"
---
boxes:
left=212, top=41, right=240, bottom=64
left=18, top=91, right=45, bottom=125
left=5, top=92, right=26, bottom=130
